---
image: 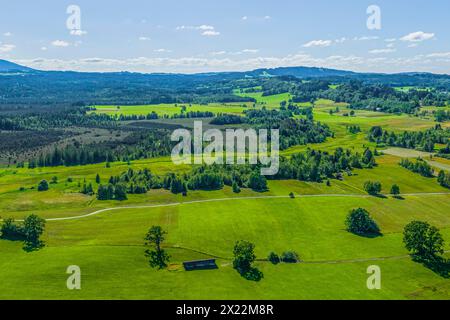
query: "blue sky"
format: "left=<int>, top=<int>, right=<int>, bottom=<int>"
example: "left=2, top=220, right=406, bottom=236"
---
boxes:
left=1, top=0, right=449, bottom=73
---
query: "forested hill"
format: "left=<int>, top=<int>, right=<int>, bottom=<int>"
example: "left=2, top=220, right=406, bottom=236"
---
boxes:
left=1, top=59, right=450, bottom=106
left=0, top=59, right=34, bottom=72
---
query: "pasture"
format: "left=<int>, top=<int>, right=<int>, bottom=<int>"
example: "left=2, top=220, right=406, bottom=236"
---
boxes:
left=1, top=92, right=449, bottom=300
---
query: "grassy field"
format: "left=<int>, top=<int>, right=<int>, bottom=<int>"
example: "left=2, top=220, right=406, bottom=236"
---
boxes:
left=234, top=91, right=292, bottom=109
left=1, top=191, right=450, bottom=300
left=92, top=91, right=292, bottom=118
left=92, top=103, right=251, bottom=117
left=1, top=93, right=450, bottom=300
left=1, top=148, right=450, bottom=299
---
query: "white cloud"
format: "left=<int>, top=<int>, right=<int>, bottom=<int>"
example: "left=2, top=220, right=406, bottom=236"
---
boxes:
left=211, top=51, right=227, bottom=56
left=335, top=37, right=347, bottom=44
left=202, top=30, right=220, bottom=37
left=3, top=32, right=12, bottom=37
left=408, top=43, right=419, bottom=48
left=427, top=52, right=450, bottom=58
left=386, top=43, right=395, bottom=48
left=242, top=16, right=248, bottom=21
left=154, top=48, right=172, bottom=53
left=41, top=46, right=48, bottom=51
left=369, top=48, right=396, bottom=54
left=177, top=25, right=220, bottom=36
left=241, top=49, right=259, bottom=53
left=264, top=15, right=272, bottom=20
left=198, top=25, right=214, bottom=31
left=51, top=40, right=70, bottom=47
left=139, top=36, right=151, bottom=41
left=13, top=51, right=450, bottom=74
left=303, top=40, right=332, bottom=48
left=354, top=36, right=379, bottom=41
left=70, top=29, right=87, bottom=36
left=400, top=31, right=435, bottom=42
left=0, top=43, right=15, bottom=52
left=385, top=38, right=397, bottom=42
left=177, top=25, right=214, bottom=31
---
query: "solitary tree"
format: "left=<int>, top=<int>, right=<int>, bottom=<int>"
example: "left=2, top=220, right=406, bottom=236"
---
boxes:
left=22, top=214, right=46, bottom=250
left=145, top=226, right=170, bottom=269
left=390, top=184, right=401, bottom=197
left=233, top=240, right=256, bottom=274
left=95, top=174, right=101, bottom=184
left=346, top=208, right=380, bottom=236
left=403, top=221, right=444, bottom=259
left=364, top=181, right=382, bottom=196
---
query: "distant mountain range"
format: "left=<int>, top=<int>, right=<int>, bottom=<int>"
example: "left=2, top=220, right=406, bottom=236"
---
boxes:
left=1, top=59, right=449, bottom=88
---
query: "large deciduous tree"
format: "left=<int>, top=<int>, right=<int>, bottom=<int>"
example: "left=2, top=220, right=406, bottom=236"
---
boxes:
left=145, top=226, right=170, bottom=269
left=403, top=221, right=444, bottom=258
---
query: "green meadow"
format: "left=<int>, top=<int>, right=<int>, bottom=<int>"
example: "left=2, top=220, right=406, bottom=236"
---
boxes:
left=1, top=93, right=450, bottom=300
left=92, top=103, right=249, bottom=117
left=92, top=91, right=292, bottom=118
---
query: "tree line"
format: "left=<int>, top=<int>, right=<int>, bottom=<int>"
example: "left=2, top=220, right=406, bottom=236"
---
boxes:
left=368, top=125, right=450, bottom=152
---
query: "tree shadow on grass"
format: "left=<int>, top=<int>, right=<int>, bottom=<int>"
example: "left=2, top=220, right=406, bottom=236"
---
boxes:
left=393, top=195, right=405, bottom=200
left=239, top=267, right=264, bottom=282
left=349, top=230, right=383, bottom=239
left=413, top=255, right=450, bottom=279
left=371, top=193, right=388, bottom=199
left=358, top=232, right=383, bottom=239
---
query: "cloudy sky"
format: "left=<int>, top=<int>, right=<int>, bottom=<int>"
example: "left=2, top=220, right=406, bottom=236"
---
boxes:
left=1, top=0, right=450, bottom=74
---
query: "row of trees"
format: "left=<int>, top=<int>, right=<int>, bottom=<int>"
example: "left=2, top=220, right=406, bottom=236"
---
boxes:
left=211, top=108, right=333, bottom=150
left=111, top=110, right=215, bottom=122
left=90, top=147, right=378, bottom=201
left=273, top=148, right=377, bottom=182
left=399, top=158, right=434, bottom=178
left=368, top=125, right=449, bottom=152
left=93, top=165, right=269, bottom=201
left=437, top=170, right=450, bottom=189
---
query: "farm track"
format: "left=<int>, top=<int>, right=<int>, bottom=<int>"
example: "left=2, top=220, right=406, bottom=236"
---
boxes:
left=25, top=192, right=450, bottom=222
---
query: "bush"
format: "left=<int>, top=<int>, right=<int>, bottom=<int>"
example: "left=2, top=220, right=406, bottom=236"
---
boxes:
left=281, top=251, right=300, bottom=263
left=364, top=181, right=382, bottom=195
left=37, top=180, right=49, bottom=192
left=268, top=252, right=280, bottom=264
left=248, top=172, right=267, bottom=192
left=0, top=218, right=24, bottom=240
left=346, top=208, right=380, bottom=236
left=390, top=184, right=400, bottom=196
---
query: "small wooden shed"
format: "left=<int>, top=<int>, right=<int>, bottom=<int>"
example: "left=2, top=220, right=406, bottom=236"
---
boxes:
left=183, top=259, right=217, bottom=271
